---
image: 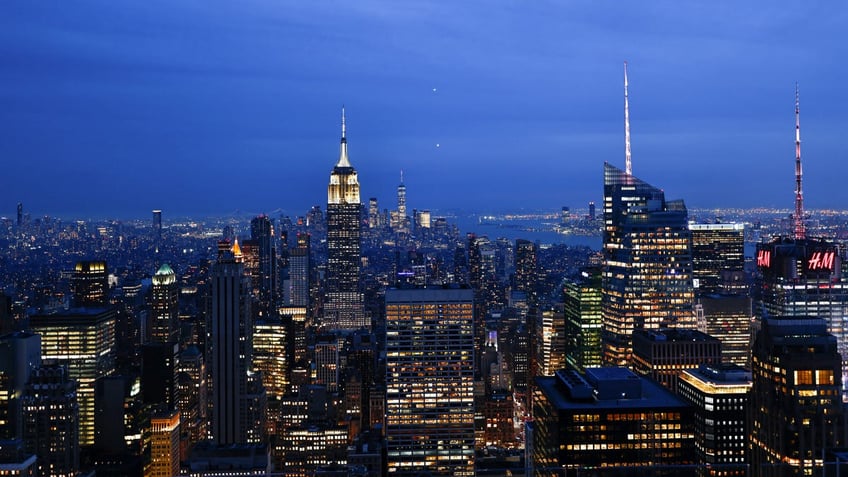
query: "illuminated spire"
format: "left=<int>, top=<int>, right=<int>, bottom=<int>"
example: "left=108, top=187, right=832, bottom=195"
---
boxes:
left=624, top=61, right=632, bottom=176
left=336, top=106, right=352, bottom=167
left=793, top=83, right=806, bottom=240
left=400, top=169, right=404, bottom=185
left=232, top=238, right=243, bottom=262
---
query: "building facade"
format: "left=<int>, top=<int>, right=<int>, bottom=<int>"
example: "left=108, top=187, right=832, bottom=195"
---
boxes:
left=602, top=163, right=695, bottom=367
left=385, top=287, right=475, bottom=476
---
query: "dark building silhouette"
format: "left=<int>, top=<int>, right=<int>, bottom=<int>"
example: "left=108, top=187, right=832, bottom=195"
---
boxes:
left=251, top=214, right=277, bottom=317
left=631, top=328, right=722, bottom=393
left=689, top=223, right=746, bottom=295
left=533, top=367, right=695, bottom=476
left=22, top=364, right=79, bottom=477
left=749, top=317, right=846, bottom=477
left=71, top=260, right=109, bottom=307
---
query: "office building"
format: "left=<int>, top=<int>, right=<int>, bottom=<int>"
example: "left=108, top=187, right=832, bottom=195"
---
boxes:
left=677, top=364, right=751, bottom=477
left=177, top=346, right=207, bottom=455
left=533, top=367, right=694, bottom=476
left=755, top=237, right=848, bottom=398
left=689, top=223, right=746, bottom=294
left=514, top=239, right=539, bottom=309
left=208, top=241, right=257, bottom=445
left=141, top=341, right=179, bottom=410
left=385, top=287, right=475, bottom=476
left=30, top=307, right=116, bottom=446
left=632, top=328, right=722, bottom=392
left=749, top=317, right=846, bottom=476
left=183, top=442, right=271, bottom=477
left=152, top=209, right=162, bottom=245
left=0, top=332, right=41, bottom=441
left=564, top=267, right=603, bottom=373
left=150, top=263, right=179, bottom=344
left=21, top=364, right=79, bottom=477
left=602, top=162, right=695, bottom=366
left=325, top=108, right=366, bottom=331
left=538, top=307, right=566, bottom=376
left=146, top=408, right=180, bottom=477
left=71, top=260, right=109, bottom=307
left=252, top=317, right=288, bottom=398
left=251, top=214, right=277, bottom=317
left=286, top=233, right=310, bottom=309
left=698, top=294, right=752, bottom=367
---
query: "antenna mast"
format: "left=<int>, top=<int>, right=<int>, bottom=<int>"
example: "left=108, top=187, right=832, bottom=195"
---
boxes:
left=793, top=83, right=806, bottom=240
left=624, top=61, right=632, bottom=176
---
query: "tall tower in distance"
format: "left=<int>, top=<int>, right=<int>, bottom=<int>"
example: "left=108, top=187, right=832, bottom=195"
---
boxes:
left=325, top=107, right=366, bottom=331
left=151, top=263, right=179, bottom=344
left=601, top=64, right=695, bottom=367
left=152, top=209, right=162, bottom=247
left=16, top=202, right=22, bottom=227
left=394, top=170, right=408, bottom=232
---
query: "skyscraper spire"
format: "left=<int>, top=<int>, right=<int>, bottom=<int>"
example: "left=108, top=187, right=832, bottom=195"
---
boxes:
left=337, top=106, right=351, bottom=167
left=624, top=61, right=632, bottom=176
left=400, top=169, right=404, bottom=185
left=793, top=83, right=806, bottom=240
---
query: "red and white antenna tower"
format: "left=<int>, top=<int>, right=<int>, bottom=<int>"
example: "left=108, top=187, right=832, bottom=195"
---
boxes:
left=624, top=61, right=632, bottom=176
left=793, top=83, right=806, bottom=240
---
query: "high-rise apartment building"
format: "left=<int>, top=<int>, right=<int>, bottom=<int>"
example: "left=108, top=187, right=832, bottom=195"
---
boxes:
left=385, top=287, right=475, bottom=476
left=564, top=267, right=603, bottom=372
left=538, top=307, right=566, bottom=376
left=150, top=263, right=179, bottom=344
left=208, top=241, right=258, bottom=445
left=30, top=307, right=116, bottom=446
left=689, top=223, right=746, bottom=294
left=677, top=364, right=751, bottom=477
left=325, top=108, right=366, bottom=331
left=602, top=163, right=695, bottom=366
left=749, top=317, right=846, bottom=476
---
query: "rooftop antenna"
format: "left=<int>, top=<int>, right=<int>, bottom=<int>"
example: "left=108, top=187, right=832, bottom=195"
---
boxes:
left=624, top=61, right=632, bottom=176
left=793, top=83, right=806, bottom=240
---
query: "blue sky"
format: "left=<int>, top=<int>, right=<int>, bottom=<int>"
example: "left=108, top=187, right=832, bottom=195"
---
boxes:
left=1, top=1, right=847, bottom=219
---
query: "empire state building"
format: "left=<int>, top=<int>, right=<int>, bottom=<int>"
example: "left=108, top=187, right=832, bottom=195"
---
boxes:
left=325, top=108, right=367, bottom=331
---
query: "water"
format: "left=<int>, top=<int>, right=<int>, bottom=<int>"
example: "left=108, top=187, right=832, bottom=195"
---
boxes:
left=449, top=213, right=602, bottom=250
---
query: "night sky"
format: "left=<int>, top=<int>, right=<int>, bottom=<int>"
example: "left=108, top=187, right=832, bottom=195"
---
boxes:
left=2, top=1, right=847, bottom=219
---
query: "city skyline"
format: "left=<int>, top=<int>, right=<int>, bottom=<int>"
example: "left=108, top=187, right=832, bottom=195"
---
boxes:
left=2, top=2, right=848, bottom=218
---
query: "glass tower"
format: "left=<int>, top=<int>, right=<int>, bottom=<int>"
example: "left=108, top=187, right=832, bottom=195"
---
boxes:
left=601, top=163, right=695, bottom=367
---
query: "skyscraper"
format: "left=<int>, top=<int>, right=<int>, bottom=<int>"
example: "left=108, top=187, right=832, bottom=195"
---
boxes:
left=564, top=267, right=603, bottom=372
left=152, top=209, right=162, bottom=246
left=147, top=408, right=180, bottom=477
left=208, top=241, right=255, bottom=445
left=71, top=260, right=109, bottom=307
left=385, top=287, right=475, bottom=476
left=150, top=263, right=179, bottom=344
left=601, top=163, right=695, bottom=366
left=250, top=214, right=277, bottom=317
left=689, top=223, right=745, bottom=294
left=325, top=108, right=366, bottom=331
left=21, top=364, right=79, bottom=477
left=30, top=307, right=116, bottom=446
left=286, top=232, right=310, bottom=309
left=601, top=65, right=695, bottom=367
left=514, top=239, right=539, bottom=309
left=393, top=171, right=408, bottom=232
left=16, top=202, right=22, bottom=227
left=749, top=317, right=846, bottom=476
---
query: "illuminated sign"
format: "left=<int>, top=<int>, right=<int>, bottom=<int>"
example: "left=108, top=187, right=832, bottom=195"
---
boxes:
left=808, top=251, right=836, bottom=271
left=757, top=250, right=771, bottom=268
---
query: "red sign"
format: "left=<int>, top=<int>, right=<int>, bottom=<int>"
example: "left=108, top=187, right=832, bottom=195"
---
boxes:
left=808, top=251, right=836, bottom=271
left=757, top=250, right=771, bottom=268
